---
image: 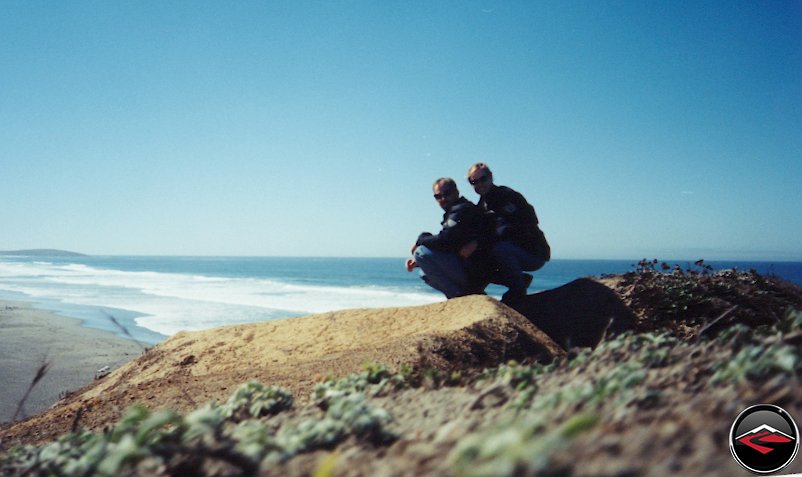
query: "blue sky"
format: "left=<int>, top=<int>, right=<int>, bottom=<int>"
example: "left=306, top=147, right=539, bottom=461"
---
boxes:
left=2, top=1, right=800, bottom=260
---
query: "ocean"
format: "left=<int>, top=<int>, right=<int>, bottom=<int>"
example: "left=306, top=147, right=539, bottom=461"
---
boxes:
left=1, top=255, right=800, bottom=345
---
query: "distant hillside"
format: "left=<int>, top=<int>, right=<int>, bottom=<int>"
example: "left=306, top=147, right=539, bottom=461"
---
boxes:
left=0, top=249, right=86, bottom=257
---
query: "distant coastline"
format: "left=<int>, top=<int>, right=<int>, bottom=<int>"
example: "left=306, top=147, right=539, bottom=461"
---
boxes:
left=0, top=249, right=86, bottom=257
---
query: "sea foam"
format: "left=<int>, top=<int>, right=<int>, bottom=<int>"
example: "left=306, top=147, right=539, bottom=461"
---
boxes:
left=0, top=259, right=440, bottom=337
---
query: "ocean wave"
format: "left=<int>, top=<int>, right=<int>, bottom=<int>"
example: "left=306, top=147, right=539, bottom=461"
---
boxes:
left=0, top=260, right=441, bottom=336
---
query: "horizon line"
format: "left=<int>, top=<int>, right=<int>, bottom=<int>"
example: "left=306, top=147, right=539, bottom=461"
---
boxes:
left=2, top=250, right=802, bottom=263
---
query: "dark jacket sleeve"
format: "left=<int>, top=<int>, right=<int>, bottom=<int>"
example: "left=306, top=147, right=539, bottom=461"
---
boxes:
left=416, top=200, right=483, bottom=253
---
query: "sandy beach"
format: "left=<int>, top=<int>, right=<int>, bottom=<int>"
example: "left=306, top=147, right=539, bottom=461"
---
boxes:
left=0, top=300, right=145, bottom=424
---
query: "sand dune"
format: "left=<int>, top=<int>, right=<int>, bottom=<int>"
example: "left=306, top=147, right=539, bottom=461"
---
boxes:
left=1, top=295, right=562, bottom=445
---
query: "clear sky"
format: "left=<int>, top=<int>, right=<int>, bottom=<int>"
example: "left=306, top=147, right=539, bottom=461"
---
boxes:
left=2, top=1, right=801, bottom=260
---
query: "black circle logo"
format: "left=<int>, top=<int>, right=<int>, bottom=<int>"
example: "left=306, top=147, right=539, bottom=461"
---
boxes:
left=730, top=404, right=799, bottom=474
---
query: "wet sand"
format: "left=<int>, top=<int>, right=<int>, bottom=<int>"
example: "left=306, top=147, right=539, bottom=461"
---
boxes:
left=0, top=300, right=144, bottom=424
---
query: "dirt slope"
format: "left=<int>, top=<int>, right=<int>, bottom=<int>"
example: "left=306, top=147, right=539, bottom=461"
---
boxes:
left=0, top=295, right=562, bottom=447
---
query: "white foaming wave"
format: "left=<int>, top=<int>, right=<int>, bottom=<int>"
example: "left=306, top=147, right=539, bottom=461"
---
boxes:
left=42, top=267, right=439, bottom=312
left=0, top=261, right=55, bottom=277
left=0, top=259, right=442, bottom=336
left=130, top=298, right=291, bottom=336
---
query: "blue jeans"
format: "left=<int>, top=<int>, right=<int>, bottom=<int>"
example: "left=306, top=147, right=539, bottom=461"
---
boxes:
left=492, top=241, right=547, bottom=292
left=414, top=245, right=470, bottom=299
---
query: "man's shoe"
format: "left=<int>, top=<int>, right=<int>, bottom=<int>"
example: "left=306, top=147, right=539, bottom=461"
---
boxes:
left=501, top=288, right=526, bottom=306
left=501, top=273, right=533, bottom=306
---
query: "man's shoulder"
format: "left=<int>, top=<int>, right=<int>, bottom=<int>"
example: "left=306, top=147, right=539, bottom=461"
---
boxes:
left=485, top=185, right=521, bottom=203
left=496, top=185, right=532, bottom=206
left=449, top=197, right=483, bottom=219
left=451, top=197, right=477, bottom=210
left=495, top=185, right=522, bottom=197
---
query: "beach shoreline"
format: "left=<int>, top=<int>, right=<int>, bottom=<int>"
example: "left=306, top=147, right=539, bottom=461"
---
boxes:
left=0, top=299, right=145, bottom=424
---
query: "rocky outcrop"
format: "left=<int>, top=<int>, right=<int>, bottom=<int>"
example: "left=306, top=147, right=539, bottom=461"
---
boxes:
left=509, top=278, right=636, bottom=349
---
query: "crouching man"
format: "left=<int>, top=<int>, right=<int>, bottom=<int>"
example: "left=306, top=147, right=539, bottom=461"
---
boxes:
left=467, top=162, right=550, bottom=305
left=405, top=177, right=491, bottom=298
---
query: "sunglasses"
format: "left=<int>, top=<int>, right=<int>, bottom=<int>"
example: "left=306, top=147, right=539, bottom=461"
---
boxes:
left=469, top=175, right=490, bottom=186
left=433, top=189, right=455, bottom=200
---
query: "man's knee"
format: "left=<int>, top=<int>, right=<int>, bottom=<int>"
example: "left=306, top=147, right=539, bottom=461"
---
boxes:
left=491, top=241, right=544, bottom=272
left=530, top=256, right=547, bottom=272
left=414, top=246, right=444, bottom=275
left=491, top=241, right=520, bottom=266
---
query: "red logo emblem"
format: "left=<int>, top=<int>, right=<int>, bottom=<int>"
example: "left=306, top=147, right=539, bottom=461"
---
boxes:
left=737, top=424, right=794, bottom=455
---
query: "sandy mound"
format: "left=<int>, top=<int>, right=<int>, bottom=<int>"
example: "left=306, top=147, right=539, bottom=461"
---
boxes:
left=1, top=295, right=562, bottom=446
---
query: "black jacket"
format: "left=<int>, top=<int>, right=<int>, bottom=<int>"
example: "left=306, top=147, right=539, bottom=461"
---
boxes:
left=416, top=197, right=494, bottom=289
left=479, top=185, right=550, bottom=260
left=416, top=196, right=487, bottom=253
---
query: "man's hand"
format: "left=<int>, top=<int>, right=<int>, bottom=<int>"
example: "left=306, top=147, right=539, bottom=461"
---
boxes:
left=405, top=258, right=418, bottom=272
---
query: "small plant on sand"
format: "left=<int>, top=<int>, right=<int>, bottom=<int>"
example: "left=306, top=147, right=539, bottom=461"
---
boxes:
left=780, top=308, right=802, bottom=333
left=523, top=361, right=646, bottom=416
left=312, top=363, right=415, bottom=404
left=221, top=381, right=294, bottom=420
left=1, top=377, right=396, bottom=476
left=711, top=342, right=800, bottom=385
left=450, top=412, right=599, bottom=477
left=480, top=360, right=555, bottom=390
left=475, top=332, right=673, bottom=414
left=311, top=363, right=434, bottom=408
left=708, top=306, right=802, bottom=385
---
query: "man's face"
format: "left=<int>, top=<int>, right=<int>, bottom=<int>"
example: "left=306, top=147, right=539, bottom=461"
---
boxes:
left=468, top=169, right=493, bottom=195
left=433, top=182, right=458, bottom=211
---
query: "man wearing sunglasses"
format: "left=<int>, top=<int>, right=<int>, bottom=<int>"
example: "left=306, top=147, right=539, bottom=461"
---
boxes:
left=467, top=163, right=551, bottom=305
left=405, top=178, right=492, bottom=298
